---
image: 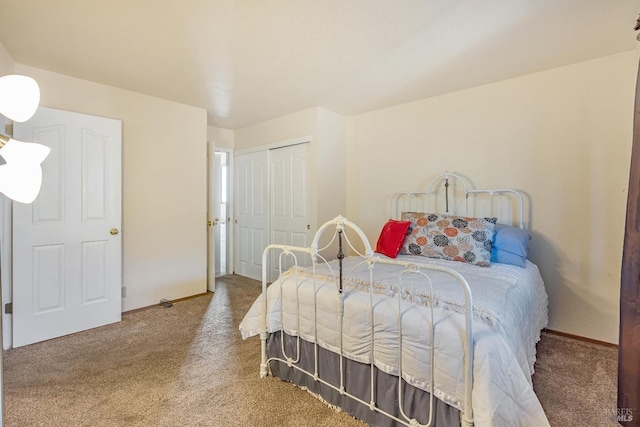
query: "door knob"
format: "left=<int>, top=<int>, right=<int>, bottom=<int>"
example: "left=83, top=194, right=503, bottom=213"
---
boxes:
left=110, top=228, right=119, bottom=235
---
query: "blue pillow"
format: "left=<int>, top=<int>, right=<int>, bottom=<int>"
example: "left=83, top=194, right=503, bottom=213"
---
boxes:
left=491, top=248, right=526, bottom=268
left=490, top=224, right=530, bottom=268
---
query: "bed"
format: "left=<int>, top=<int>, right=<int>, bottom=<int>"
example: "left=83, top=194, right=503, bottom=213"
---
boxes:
left=239, top=172, right=550, bottom=427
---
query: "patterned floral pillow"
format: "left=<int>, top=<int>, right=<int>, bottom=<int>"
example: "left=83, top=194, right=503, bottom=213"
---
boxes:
left=400, top=212, right=496, bottom=267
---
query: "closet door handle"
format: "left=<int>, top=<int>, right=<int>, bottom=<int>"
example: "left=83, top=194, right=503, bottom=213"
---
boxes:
left=110, top=228, right=119, bottom=235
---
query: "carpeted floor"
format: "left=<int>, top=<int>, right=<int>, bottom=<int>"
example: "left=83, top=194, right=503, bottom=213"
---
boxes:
left=3, top=274, right=618, bottom=426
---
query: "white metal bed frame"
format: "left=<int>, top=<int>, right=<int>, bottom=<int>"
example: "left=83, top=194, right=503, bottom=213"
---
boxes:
left=257, top=172, right=527, bottom=427
left=390, top=171, right=525, bottom=230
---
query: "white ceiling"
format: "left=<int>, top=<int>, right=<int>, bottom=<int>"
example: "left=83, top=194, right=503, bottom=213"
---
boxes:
left=0, top=1, right=638, bottom=130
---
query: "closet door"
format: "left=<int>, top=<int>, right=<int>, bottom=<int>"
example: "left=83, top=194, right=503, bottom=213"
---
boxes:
left=234, top=150, right=268, bottom=281
left=270, top=143, right=310, bottom=280
left=233, top=144, right=311, bottom=281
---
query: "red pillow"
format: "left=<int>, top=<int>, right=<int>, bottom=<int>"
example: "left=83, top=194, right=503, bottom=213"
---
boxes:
left=375, top=219, right=411, bottom=258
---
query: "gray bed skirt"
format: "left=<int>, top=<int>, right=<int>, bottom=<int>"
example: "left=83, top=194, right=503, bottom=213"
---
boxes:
left=266, top=332, right=461, bottom=427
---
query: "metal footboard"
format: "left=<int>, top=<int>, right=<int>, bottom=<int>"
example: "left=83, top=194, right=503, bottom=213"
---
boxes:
left=259, top=216, right=474, bottom=427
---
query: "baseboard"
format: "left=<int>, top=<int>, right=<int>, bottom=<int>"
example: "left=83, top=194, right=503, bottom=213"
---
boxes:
left=123, top=292, right=211, bottom=316
left=543, top=328, right=618, bottom=348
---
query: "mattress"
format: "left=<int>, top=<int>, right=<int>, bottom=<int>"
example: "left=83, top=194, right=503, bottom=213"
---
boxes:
left=240, top=254, right=550, bottom=427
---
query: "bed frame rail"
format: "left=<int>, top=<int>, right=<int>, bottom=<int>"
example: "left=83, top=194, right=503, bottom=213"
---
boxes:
left=260, top=215, right=474, bottom=427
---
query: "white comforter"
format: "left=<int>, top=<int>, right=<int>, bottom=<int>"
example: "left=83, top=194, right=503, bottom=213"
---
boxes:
left=240, top=254, right=550, bottom=427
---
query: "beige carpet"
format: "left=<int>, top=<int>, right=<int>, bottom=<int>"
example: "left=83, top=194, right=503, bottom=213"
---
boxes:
left=3, top=275, right=618, bottom=426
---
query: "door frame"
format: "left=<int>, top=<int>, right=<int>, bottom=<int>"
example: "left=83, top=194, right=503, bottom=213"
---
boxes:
left=0, top=181, right=11, bottom=350
left=0, top=113, right=12, bottom=349
left=207, top=143, right=234, bottom=291
left=234, top=135, right=312, bottom=156
left=217, top=148, right=234, bottom=277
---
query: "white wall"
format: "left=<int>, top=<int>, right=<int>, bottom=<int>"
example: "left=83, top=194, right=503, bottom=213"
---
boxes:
left=234, top=108, right=317, bottom=151
left=208, top=125, right=234, bottom=149
left=346, top=50, right=637, bottom=344
left=14, top=64, right=208, bottom=312
left=316, top=108, right=347, bottom=226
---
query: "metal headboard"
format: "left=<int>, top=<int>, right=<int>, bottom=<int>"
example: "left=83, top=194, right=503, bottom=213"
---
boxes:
left=390, top=171, right=525, bottom=229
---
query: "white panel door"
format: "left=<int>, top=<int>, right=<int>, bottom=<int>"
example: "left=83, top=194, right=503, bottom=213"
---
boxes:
left=12, top=107, right=122, bottom=347
left=269, top=144, right=310, bottom=280
left=234, top=150, right=268, bottom=281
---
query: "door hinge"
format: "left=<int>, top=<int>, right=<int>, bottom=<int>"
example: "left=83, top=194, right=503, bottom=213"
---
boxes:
left=4, top=123, right=13, bottom=137
left=5, top=302, right=12, bottom=314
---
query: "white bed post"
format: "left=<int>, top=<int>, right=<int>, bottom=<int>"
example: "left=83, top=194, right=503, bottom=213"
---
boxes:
left=260, top=249, right=270, bottom=378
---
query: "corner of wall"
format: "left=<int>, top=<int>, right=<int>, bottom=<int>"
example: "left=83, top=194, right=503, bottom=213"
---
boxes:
left=233, top=108, right=317, bottom=151
left=344, top=116, right=360, bottom=224
left=208, top=125, right=235, bottom=150
left=315, top=108, right=348, bottom=223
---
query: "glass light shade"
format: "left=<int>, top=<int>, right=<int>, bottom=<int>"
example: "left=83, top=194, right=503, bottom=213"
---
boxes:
left=0, top=75, right=41, bottom=122
left=0, top=138, right=50, bottom=165
left=0, top=163, right=43, bottom=204
left=0, top=138, right=50, bottom=204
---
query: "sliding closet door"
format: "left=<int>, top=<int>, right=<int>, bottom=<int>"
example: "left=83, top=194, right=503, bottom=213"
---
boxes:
left=234, top=150, right=269, bottom=281
left=269, top=143, right=310, bottom=281
left=234, top=143, right=311, bottom=282
left=619, top=55, right=640, bottom=426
